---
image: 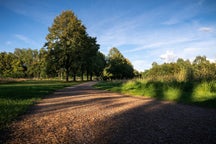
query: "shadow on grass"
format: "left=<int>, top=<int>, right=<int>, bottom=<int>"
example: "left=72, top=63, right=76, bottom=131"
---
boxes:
left=0, top=80, right=79, bottom=129
left=95, top=81, right=216, bottom=108
left=1, top=82, right=216, bottom=143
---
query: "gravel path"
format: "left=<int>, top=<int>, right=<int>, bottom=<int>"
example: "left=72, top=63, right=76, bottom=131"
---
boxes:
left=1, top=82, right=216, bottom=144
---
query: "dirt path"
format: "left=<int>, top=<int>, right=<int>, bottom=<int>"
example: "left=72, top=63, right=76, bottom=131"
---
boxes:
left=1, top=82, right=216, bottom=144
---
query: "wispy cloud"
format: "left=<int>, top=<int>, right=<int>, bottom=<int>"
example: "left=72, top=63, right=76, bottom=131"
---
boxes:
left=123, top=37, right=197, bottom=53
left=1, top=0, right=56, bottom=26
left=162, top=0, right=203, bottom=25
left=198, top=27, right=214, bottom=32
left=14, top=34, right=37, bottom=46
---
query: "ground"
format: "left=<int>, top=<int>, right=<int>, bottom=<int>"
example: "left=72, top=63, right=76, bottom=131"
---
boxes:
left=1, top=82, right=216, bottom=144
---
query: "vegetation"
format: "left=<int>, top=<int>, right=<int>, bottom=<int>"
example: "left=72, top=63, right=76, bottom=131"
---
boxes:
left=103, top=47, right=134, bottom=80
left=95, top=80, right=216, bottom=108
left=0, top=80, right=79, bottom=129
left=0, top=11, right=135, bottom=81
left=95, top=56, right=216, bottom=108
left=45, top=10, right=100, bottom=81
left=142, top=56, right=216, bottom=82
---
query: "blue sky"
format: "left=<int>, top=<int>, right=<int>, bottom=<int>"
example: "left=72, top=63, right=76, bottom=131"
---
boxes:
left=0, top=0, right=216, bottom=71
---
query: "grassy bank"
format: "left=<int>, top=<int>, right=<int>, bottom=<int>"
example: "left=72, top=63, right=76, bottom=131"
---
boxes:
left=0, top=80, right=79, bottom=129
left=94, top=80, right=216, bottom=108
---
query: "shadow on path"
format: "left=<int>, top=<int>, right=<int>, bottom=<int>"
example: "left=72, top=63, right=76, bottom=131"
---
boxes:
left=1, top=82, right=216, bottom=144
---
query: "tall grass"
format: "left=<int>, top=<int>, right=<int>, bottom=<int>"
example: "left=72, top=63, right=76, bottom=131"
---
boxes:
left=94, top=80, right=216, bottom=108
left=0, top=80, right=79, bottom=129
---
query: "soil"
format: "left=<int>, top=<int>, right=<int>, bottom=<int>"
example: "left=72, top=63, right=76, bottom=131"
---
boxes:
left=1, top=82, right=216, bottom=144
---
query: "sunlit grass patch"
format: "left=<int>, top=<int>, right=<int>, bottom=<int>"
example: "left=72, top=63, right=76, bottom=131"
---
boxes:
left=0, top=80, right=79, bottom=129
left=192, top=81, right=216, bottom=102
left=94, top=80, right=216, bottom=108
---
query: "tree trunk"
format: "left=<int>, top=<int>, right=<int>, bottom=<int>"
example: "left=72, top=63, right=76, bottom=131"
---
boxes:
left=86, top=71, right=89, bottom=81
left=81, top=70, right=84, bottom=81
left=65, top=71, right=69, bottom=82
left=73, top=73, right=76, bottom=81
left=90, top=72, right=93, bottom=81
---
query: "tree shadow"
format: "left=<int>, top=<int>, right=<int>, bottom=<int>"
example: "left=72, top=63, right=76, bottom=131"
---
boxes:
left=1, top=82, right=216, bottom=144
left=101, top=100, right=216, bottom=144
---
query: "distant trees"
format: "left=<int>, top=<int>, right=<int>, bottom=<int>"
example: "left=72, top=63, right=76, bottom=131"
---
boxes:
left=142, top=56, right=216, bottom=82
left=0, top=48, right=47, bottom=78
left=104, top=47, right=134, bottom=79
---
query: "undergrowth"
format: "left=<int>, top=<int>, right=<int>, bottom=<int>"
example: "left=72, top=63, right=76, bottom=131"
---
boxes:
left=94, top=80, right=216, bottom=108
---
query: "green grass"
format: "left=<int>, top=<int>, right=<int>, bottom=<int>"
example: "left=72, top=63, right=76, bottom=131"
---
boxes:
left=94, top=80, right=216, bottom=108
left=0, top=80, right=80, bottom=129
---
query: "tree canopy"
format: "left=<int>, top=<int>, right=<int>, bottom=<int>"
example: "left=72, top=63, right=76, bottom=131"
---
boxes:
left=45, top=10, right=88, bottom=81
left=104, top=47, right=134, bottom=79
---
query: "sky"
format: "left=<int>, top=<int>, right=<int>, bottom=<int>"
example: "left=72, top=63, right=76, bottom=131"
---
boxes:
left=0, top=0, right=216, bottom=71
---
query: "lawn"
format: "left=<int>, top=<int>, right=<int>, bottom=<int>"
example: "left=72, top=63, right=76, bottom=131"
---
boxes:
left=94, top=80, right=216, bottom=108
left=0, top=80, right=79, bottom=129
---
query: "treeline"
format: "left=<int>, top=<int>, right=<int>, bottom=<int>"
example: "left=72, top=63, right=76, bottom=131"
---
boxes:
left=0, top=47, right=134, bottom=81
left=0, top=48, right=47, bottom=78
left=0, top=10, right=135, bottom=81
left=142, top=56, right=216, bottom=82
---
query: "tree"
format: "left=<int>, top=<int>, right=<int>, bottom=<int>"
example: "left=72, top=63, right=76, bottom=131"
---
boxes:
left=14, top=48, right=40, bottom=78
left=105, top=47, right=134, bottom=79
left=45, top=10, right=87, bottom=81
left=193, top=56, right=216, bottom=81
left=0, top=52, right=24, bottom=78
left=83, top=36, right=100, bottom=81
left=92, top=51, right=106, bottom=79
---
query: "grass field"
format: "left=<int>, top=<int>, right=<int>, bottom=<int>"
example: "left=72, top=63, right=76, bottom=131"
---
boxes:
left=94, top=80, right=216, bottom=108
left=0, top=80, right=79, bottom=129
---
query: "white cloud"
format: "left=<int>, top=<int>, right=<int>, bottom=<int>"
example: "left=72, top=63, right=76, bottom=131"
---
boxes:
left=198, top=27, right=214, bottom=32
left=132, top=60, right=151, bottom=72
left=160, top=50, right=177, bottom=63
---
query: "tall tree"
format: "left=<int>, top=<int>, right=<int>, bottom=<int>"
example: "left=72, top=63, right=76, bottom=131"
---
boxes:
left=93, top=51, right=106, bottom=79
left=45, top=10, right=87, bottom=81
left=106, top=47, right=134, bottom=79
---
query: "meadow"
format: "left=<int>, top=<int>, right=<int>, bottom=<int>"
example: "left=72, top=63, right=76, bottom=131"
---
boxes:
left=0, top=80, right=79, bottom=129
left=94, top=79, right=216, bottom=108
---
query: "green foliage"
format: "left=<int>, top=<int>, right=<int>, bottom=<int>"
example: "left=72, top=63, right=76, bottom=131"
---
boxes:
left=142, top=56, right=216, bottom=82
left=104, top=47, right=134, bottom=79
left=45, top=10, right=101, bottom=81
left=94, top=80, right=216, bottom=108
left=45, top=10, right=87, bottom=81
left=0, top=49, right=48, bottom=79
left=0, top=80, right=79, bottom=129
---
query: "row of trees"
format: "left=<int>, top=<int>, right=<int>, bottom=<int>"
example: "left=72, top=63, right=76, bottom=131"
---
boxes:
left=142, top=56, right=216, bottom=82
left=0, top=47, right=134, bottom=80
left=0, top=10, right=135, bottom=81
left=0, top=48, right=47, bottom=78
left=44, top=10, right=134, bottom=81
